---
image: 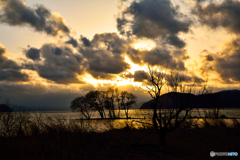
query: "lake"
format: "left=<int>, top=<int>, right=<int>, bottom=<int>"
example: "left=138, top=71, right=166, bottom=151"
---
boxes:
left=38, top=108, right=240, bottom=119
left=26, top=108, right=240, bottom=132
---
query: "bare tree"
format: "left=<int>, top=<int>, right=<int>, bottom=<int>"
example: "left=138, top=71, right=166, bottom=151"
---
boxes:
left=71, top=96, right=93, bottom=119
left=141, top=67, right=196, bottom=151
left=104, top=87, right=118, bottom=119
left=120, top=91, right=137, bottom=119
left=85, top=90, right=107, bottom=119
left=196, top=84, right=222, bottom=118
left=71, top=90, right=108, bottom=119
left=71, top=87, right=137, bottom=119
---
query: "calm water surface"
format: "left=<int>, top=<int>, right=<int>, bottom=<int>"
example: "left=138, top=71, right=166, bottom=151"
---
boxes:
left=29, top=109, right=240, bottom=131
left=38, top=109, right=240, bottom=119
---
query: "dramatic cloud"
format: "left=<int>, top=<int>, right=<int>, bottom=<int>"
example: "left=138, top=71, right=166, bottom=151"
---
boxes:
left=66, top=37, right=78, bottom=48
left=24, top=44, right=85, bottom=84
left=79, top=33, right=130, bottom=79
left=124, top=69, right=204, bottom=84
left=0, top=43, right=28, bottom=82
left=192, top=0, right=240, bottom=34
left=117, top=0, right=192, bottom=48
left=21, top=33, right=131, bottom=82
left=143, top=48, right=183, bottom=69
left=124, top=70, right=149, bottom=82
left=24, top=47, right=41, bottom=61
left=80, top=35, right=91, bottom=47
left=201, top=38, right=240, bottom=83
left=91, top=33, right=126, bottom=54
left=126, top=47, right=187, bottom=70
left=0, top=70, right=28, bottom=82
left=165, top=73, right=204, bottom=83
left=205, top=54, right=214, bottom=61
left=0, top=0, right=70, bottom=36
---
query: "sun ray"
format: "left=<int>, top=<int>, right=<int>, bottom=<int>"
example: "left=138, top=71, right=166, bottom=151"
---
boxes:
left=82, top=73, right=142, bottom=87
left=124, top=56, right=146, bottom=74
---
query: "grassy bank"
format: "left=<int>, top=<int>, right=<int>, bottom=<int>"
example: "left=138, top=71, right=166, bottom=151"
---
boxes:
left=0, top=113, right=240, bottom=160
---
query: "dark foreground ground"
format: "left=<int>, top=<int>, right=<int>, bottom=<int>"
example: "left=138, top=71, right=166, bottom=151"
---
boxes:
left=0, top=119, right=240, bottom=160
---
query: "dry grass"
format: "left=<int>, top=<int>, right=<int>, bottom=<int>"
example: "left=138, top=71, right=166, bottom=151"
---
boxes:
left=0, top=115, right=240, bottom=160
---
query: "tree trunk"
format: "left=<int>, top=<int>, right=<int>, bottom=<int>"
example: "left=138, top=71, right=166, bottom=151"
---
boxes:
left=159, top=131, right=167, bottom=151
left=125, top=109, right=128, bottom=119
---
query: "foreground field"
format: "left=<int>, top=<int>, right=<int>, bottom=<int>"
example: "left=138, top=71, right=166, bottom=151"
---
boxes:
left=0, top=118, right=239, bottom=160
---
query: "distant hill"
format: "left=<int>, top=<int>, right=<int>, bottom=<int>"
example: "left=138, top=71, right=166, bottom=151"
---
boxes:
left=140, top=90, right=240, bottom=109
left=0, top=104, right=13, bottom=112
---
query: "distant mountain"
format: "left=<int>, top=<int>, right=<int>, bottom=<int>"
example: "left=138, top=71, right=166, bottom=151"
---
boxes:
left=140, top=90, right=240, bottom=109
left=0, top=104, right=13, bottom=112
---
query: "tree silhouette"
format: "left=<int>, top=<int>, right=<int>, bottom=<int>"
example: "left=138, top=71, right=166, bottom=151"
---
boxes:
left=141, top=67, right=197, bottom=151
left=71, top=87, right=137, bottom=119
left=70, top=96, right=93, bottom=119
left=120, top=91, right=137, bottom=119
left=85, top=90, right=106, bottom=119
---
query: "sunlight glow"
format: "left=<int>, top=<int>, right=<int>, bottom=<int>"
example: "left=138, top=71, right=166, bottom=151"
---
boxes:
left=124, top=56, right=146, bottom=74
left=132, top=39, right=156, bottom=51
left=82, top=73, right=142, bottom=87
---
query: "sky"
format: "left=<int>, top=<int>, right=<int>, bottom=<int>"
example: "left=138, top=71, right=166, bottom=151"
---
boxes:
left=0, top=0, right=240, bottom=111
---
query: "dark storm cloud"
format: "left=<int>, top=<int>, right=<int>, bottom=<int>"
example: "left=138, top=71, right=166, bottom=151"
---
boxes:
left=124, top=70, right=149, bottom=82
left=0, top=0, right=70, bottom=36
left=193, top=76, right=205, bottom=83
left=23, top=43, right=85, bottom=84
left=79, top=33, right=130, bottom=79
left=192, top=0, right=240, bottom=34
left=0, top=56, right=19, bottom=70
left=201, top=38, right=240, bottom=83
left=91, top=33, right=126, bottom=54
left=165, top=72, right=204, bottom=84
left=143, top=48, right=174, bottom=66
left=81, top=48, right=130, bottom=78
left=126, top=47, right=141, bottom=64
left=172, top=49, right=190, bottom=60
left=200, top=49, right=214, bottom=61
left=214, top=39, right=240, bottom=82
left=53, top=47, right=63, bottom=55
left=65, top=37, right=78, bottom=48
left=80, top=35, right=91, bottom=47
left=0, top=46, right=5, bottom=56
left=126, top=47, right=187, bottom=71
left=0, top=70, right=28, bottom=81
left=123, top=69, right=204, bottom=83
left=88, top=70, right=116, bottom=80
left=38, top=44, right=85, bottom=84
left=117, top=0, right=192, bottom=48
left=205, top=54, right=214, bottom=61
left=195, top=0, right=209, bottom=3
left=166, top=35, right=186, bottom=49
left=22, top=33, right=130, bottom=82
left=0, top=44, right=29, bottom=82
left=24, top=47, right=41, bottom=61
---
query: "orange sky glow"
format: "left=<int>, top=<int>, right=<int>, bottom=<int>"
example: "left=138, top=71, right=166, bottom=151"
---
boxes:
left=0, top=0, right=239, bottom=110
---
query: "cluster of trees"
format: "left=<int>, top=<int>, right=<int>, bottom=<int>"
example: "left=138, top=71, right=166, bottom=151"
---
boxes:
left=70, top=87, right=137, bottom=119
left=70, top=67, right=213, bottom=152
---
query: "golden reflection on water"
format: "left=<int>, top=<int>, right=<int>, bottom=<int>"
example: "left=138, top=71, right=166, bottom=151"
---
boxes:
left=30, top=109, right=240, bottom=132
left=80, top=118, right=240, bottom=132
